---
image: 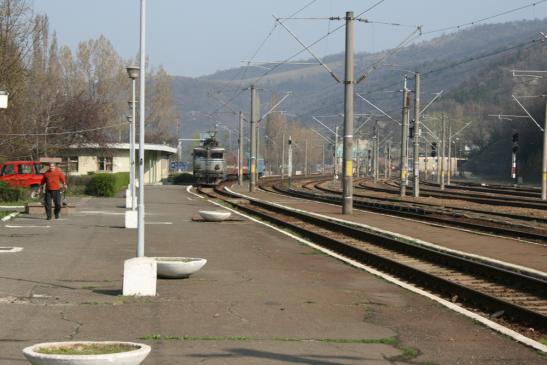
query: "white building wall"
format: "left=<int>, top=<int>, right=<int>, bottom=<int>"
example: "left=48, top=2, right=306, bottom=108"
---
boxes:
left=78, top=156, right=98, bottom=175
left=113, top=153, right=130, bottom=174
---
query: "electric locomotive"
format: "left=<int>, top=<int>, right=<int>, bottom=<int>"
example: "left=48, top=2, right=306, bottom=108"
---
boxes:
left=192, top=134, right=225, bottom=186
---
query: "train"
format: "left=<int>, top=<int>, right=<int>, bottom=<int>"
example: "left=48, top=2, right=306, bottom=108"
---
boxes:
left=192, top=134, right=226, bottom=186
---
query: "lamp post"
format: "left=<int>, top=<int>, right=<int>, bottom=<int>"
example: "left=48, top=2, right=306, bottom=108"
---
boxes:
left=137, top=0, right=146, bottom=258
left=126, top=66, right=139, bottom=211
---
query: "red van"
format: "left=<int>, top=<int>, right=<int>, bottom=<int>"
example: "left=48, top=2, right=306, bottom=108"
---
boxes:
left=0, top=161, right=44, bottom=189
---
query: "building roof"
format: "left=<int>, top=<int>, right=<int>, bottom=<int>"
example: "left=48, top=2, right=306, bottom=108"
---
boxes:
left=67, top=143, right=177, bottom=154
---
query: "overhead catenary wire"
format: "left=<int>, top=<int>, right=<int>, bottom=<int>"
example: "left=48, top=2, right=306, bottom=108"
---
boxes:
left=209, top=0, right=319, bottom=114
left=0, top=123, right=126, bottom=136
left=423, top=0, right=547, bottom=35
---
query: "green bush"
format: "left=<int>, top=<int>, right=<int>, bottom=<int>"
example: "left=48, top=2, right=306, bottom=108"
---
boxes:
left=0, top=182, right=26, bottom=202
left=86, top=172, right=129, bottom=197
left=171, top=173, right=194, bottom=185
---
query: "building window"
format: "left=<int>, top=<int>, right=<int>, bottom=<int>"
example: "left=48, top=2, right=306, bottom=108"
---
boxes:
left=67, top=156, right=79, bottom=174
left=98, top=157, right=113, bottom=172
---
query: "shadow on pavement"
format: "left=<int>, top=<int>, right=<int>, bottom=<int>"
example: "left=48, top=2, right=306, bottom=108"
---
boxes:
left=92, top=288, right=123, bottom=296
left=189, top=348, right=368, bottom=365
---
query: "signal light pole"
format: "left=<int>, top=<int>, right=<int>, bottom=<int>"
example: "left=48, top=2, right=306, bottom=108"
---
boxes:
left=512, top=132, right=519, bottom=186
left=288, top=136, right=293, bottom=187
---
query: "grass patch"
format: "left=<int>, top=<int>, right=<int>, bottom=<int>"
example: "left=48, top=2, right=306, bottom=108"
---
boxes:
left=362, top=307, right=374, bottom=321
left=141, top=334, right=398, bottom=345
left=392, top=345, right=420, bottom=361
left=0, top=211, right=13, bottom=219
left=538, top=338, right=547, bottom=356
left=36, top=343, right=137, bottom=355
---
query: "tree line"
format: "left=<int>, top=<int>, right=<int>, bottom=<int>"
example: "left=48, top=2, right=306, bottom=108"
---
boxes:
left=0, top=0, right=179, bottom=162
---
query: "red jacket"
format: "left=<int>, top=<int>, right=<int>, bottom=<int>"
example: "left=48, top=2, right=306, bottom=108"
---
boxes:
left=41, top=169, right=66, bottom=191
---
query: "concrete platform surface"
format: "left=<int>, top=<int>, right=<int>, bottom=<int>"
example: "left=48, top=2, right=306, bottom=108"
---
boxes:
left=0, top=185, right=544, bottom=364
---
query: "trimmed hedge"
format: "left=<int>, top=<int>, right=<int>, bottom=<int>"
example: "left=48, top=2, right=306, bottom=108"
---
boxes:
left=0, top=182, right=25, bottom=202
left=86, top=172, right=129, bottom=197
left=171, top=173, right=194, bottom=185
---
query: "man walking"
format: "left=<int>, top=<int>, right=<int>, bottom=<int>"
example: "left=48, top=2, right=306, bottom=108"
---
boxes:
left=38, top=163, right=67, bottom=220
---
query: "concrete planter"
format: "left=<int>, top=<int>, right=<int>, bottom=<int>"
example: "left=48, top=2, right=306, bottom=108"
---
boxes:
left=198, top=210, right=231, bottom=222
left=154, top=257, right=207, bottom=279
left=22, top=341, right=150, bottom=365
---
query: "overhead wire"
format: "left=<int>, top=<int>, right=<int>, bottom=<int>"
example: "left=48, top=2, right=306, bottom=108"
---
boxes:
left=0, top=123, right=126, bottom=136
left=208, top=0, right=320, bottom=117
left=423, top=0, right=547, bottom=35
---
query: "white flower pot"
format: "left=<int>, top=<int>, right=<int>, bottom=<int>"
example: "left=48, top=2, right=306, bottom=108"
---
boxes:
left=154, top=257, right=207, bottom=279
left=198, top=210, right=231, bottom=222
left=22, top=341, right=150, bottom=365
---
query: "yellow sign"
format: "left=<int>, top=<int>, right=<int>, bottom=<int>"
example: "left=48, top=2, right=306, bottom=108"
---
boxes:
left=345, top=161, right=352, bottom=176
left=251, top=164, right=255, bottom=174
left=401, top=170, right=406, bottom=179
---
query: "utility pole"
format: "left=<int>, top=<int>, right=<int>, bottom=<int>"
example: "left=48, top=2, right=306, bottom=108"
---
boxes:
left=447, top=119, right=452, bottom=185
left=413, top=72, right=421, bottom=197
left=424, top=141, right=428, bottom=181
left=384, top=142, right=388, bottom=180
left=440, top=114, right=446, bottom=191
left=436, top=141, right=440, bottom=184
left=249, top=85, right=257, bottom=192
left=543, top=96, right=547, bottom=200
left=373, top=123, right=379, bottom=183
left=322, top=143, right=325, bottom=175
left=400, top=76, right=409, bottom=197
left=238, top=111, right=244, bottom=185
left=304, top=139, right=308, bottom=176
left=256, top=124, right=260, bottom=183
left=281, top=133, right=285, bottom=180
left=288, top=136, right=293, bottom=187
left=342, top=10, right=354, bottom=214
left=356, top=139, right=360, bottom=178
left=334, top=126, right=339, bottom=181
left=388, top=142, right=392, bottom=179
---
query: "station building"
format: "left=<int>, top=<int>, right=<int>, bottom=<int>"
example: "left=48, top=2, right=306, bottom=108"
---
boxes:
left=58, top=143, right=177, bottom=184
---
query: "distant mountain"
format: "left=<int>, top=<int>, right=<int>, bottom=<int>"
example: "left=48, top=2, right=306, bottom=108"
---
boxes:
left=172, top=18, right=547, bottom=181
left=173, top=18, right=547, bottom=134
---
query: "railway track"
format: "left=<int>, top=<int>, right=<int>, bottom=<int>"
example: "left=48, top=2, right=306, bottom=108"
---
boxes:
left=362, top=179, right=547, bottom=211
left=422, top=181, right=541, bottom=199
left=196, top=182, right=547, bottom=344
left=272, top=178, right=547, bottom=244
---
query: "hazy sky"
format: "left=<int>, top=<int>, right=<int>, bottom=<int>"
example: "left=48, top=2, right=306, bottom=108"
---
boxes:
left=33, top=0, right=546, bottom=77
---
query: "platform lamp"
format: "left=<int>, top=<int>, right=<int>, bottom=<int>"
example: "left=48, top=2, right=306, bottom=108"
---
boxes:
left=126, top=66, right=139, bottom=213
left=122, top=0, right=155, bottom=297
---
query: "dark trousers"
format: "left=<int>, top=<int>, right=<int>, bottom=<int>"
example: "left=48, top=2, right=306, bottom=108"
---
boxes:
left=44, top=190, right=62, bottom=219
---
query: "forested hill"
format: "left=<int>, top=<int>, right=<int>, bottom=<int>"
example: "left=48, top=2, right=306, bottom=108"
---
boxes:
left=172, top=18, right=547, bottom=181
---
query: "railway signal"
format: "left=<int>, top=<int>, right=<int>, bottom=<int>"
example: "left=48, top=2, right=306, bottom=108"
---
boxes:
left=512, top=132, right=519, bottom=184
left=431, top=142, right=437, bottom=157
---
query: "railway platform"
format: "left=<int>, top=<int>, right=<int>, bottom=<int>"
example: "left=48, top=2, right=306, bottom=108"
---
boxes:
left=0, top=185, right=545, bottom=364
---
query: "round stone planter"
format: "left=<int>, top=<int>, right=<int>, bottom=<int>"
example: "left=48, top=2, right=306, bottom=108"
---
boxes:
left=154, top=257, right=207, bottom=279
left=198, top=210, right=231, bottom=222
left=22, top=341, right=150, bottom=365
